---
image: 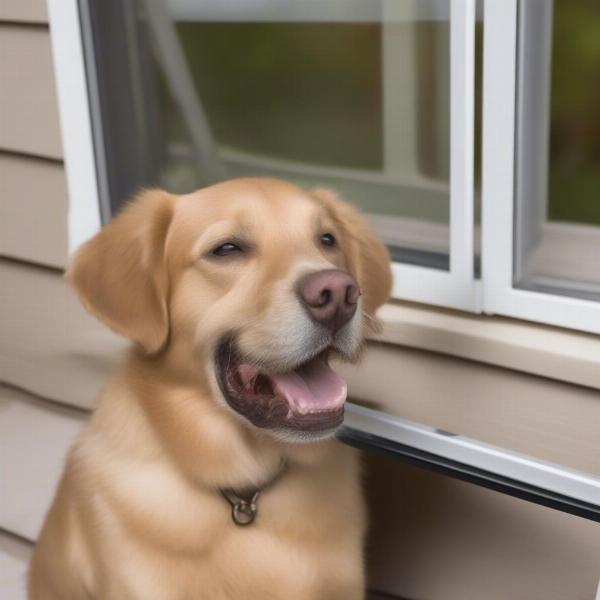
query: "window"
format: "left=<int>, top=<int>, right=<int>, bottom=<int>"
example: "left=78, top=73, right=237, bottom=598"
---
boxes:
left=53, top=0, right=600, bottom=332
left=483, top=0, right=600, bottom=334
left=74, top=0, right=481, bottom=311
left=515, top=0, right=600, bottom=301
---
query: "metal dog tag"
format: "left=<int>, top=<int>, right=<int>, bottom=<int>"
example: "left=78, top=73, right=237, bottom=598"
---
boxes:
left=220, top=462, right=286, bottom=527
left=232, top=500, right=257, bottom=526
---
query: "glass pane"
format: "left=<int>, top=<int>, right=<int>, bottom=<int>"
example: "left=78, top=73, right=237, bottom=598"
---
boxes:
left=515, top=0, right=600, bottom=300
left=83, top=0, right=452, bottom=270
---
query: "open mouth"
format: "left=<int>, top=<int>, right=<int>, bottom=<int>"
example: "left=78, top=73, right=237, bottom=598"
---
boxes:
left=215, top=339, right=346, bottom=435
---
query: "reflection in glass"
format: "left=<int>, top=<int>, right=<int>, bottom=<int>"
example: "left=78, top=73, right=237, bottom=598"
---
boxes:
left=515, top=0, right=600, bottom=300
left=83, top=0, right=453, bottom=270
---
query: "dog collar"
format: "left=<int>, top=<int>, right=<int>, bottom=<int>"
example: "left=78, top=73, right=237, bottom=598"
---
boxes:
left=220, top=460, right=288, bottom=526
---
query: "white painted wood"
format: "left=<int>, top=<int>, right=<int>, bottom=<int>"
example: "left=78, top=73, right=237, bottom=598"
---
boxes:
left=449, top=0, right=476, bottom=291
left=47, top=0, right=101, bottom=255
left=392, top=262, right=481, bottom=311
left=486, top=287, right=600, bottom=334
left=481, top=0, right=518, bottom=314
left=387, top=0, right=480, bottom=311
left=481, top=0, right=600, bottom=334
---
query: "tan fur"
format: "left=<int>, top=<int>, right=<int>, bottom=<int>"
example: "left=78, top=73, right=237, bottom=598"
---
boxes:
left=29, top=178, right=392, bottom=600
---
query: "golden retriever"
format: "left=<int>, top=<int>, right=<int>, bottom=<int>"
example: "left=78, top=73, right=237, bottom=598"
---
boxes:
left=29, top=178, right=392, bottom=599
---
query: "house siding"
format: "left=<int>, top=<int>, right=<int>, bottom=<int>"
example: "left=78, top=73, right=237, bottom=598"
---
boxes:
left=0, top=11, right=99, bottom=595
left=0, top=0, right=48, bottom=24
left=0, top=154, right=69, bottom=268
left=0, top=25, right=62, bottom=159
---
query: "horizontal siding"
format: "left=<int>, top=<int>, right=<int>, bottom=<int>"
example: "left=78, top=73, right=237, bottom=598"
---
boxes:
left=341, top=343, right=600, bottom=476
left=0, top=154, right=68, bottom=268
left=0, top=259, right=126, bottom=410
left=0, top=530, right=32, bottom=600
left=0, top=25, right=62, bottom=158
left=0, top=385, right=87, bottom=541
left=0, top=0, right=48, bottom=24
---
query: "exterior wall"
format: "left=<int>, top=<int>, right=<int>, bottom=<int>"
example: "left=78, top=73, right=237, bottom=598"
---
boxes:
left=366, top=454, right=600, bottom=600
left=0, top=3, right=598, bottom=599
left=0, top=3, right=101, bottom=595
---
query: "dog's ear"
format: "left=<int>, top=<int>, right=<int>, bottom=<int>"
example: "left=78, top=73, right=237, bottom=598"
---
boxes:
left=66, top=189, right=175, bottom=354
left=312, top=188, right=392, bottom=318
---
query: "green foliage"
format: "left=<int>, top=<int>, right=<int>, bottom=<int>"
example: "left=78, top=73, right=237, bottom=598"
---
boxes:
left=549, top=0, right=600, bottom=225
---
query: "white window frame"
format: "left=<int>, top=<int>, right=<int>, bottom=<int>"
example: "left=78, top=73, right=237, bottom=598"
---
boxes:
left=390, top=0, right=480, bottom=312
left=50, top=0, right=600, bottom=334
left=48, top=0, right=101, bottom=256
left=481, top=0, right=600, bottom=335
left=49, top=0, right=481, bottom=312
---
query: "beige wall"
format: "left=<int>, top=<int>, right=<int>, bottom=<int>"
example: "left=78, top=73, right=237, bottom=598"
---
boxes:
left=366, top=454, right=600, bottom=600
left=0, top=5, right=77, bottom=596
left=0, top=3, right=598, bottom=599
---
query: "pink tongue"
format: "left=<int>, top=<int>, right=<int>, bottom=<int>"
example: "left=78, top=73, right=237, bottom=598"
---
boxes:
left=270, top=358, right=347, bottom=414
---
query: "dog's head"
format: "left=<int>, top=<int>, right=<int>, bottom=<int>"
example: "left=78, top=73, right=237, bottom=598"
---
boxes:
left=68, top=179, right=391, bottom=441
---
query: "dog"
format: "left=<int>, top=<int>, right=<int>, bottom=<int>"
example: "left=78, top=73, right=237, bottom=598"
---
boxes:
left=29, top=178, right=392, bottom=599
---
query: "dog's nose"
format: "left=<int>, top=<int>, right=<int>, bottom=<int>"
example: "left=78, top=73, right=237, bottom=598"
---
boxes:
left=296, top=269, right=360, bottom=333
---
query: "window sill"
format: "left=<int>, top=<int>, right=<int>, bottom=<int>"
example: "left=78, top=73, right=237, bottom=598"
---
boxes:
left=374, top=300, right=600, bottom=390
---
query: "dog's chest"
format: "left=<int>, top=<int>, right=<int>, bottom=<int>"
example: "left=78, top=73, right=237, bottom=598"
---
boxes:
left=120, top=501, right=362, bottom=599
left=101, top=451, right=365, bottom=598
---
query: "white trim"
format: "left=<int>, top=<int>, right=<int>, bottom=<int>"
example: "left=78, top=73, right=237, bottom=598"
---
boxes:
left=345, top=403, right=600, bottom=507
left=392, top=263, right=481, bottom=311
left=484, top=288, right=600, bottom=335
left=375, top=301, right=600, bottom=390
left=481, top=0, right=518, bottom=311
left=402, top=0, right=483, bottom=313
left=481, top=0, right=600, bottom=335
left=449, top=0, right=475, bottom=286
left=48, top=0, right=101, bottom=256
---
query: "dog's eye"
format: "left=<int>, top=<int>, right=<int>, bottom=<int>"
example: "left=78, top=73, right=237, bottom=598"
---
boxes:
left=212, top=242, right=243, bottom=257
left=320, top=233, right=337, bottom=248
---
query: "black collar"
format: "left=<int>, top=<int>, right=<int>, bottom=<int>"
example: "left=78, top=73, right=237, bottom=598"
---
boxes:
left=220, top=460, right=288, bottom=526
